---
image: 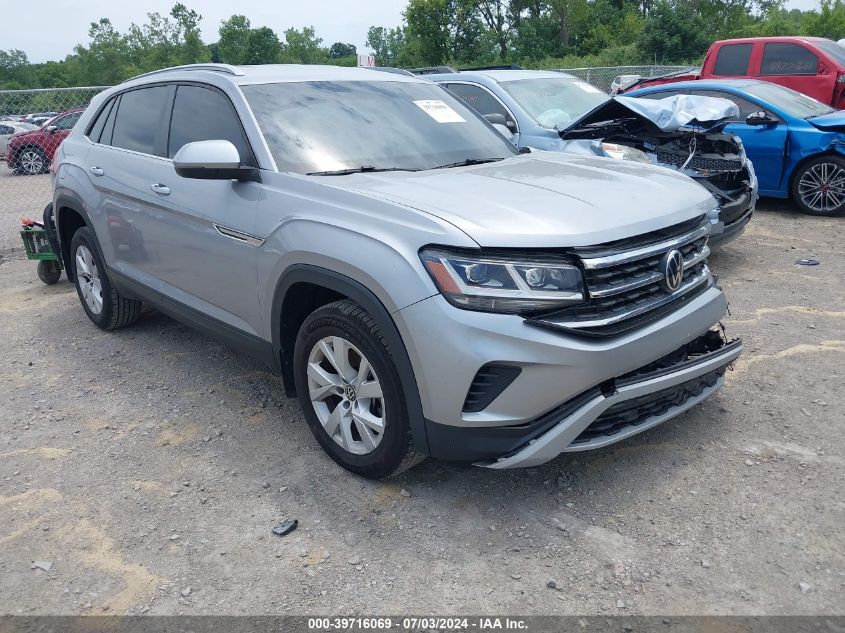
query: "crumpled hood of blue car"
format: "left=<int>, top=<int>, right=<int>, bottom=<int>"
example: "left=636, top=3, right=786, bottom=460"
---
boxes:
left=807, top=110, right=845, bottom=131
left=560, top=94, right=741, bottom=139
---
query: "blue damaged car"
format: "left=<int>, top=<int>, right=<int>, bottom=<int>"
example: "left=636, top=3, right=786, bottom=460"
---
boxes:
left=629, top=78, right=845, bottom=216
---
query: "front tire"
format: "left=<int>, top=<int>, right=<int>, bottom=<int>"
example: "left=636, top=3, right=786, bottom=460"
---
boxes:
left=293, top=300, right=424, bottom=479
left=792, top=155, right=845, bottom=216
left=70, top=227, right=142, bottom=330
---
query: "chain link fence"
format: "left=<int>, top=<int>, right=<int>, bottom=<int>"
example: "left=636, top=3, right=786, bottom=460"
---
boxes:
left=0, top=66, right=692, bottom=229
left=1, top=87, right=107, bottom=230
left=556, top=65, right=695, bottom=93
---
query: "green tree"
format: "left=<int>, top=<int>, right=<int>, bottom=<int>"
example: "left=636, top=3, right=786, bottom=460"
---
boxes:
left=477, top=0, right=513, bottom=58
left=366, top=26, right=408, bottom=66
left=282, top=26, right=326, bottom=64
left=329, top=42, right=357, bottom=58
left=245, top=27, right=282, bottom=64
left=171, top=3, right=209, bottom=63
left=0, top=49, right=36, bottom=89
left=404, top=0, right=452, bottom=64
left=74, top=18, right=133, bottom=85
left=804, top=0, right=845, bottom=38
left=548, top=0, right=590, bottom=50
left=638, top=0, right=711, bottom=62
left=218, top=15, right=252, bottom=64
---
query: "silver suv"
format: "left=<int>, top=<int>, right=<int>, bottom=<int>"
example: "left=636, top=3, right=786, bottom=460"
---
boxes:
left=53, top=64, right=742, bottom=478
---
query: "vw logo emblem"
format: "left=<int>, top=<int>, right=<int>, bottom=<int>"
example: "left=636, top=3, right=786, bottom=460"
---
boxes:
left=661, top=249, right=685, bottom=292
left=344, top=384, right=357, bottom=402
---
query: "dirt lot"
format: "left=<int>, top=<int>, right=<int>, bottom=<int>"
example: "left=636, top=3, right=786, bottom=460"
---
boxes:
left=0, top=170, right=843, bottom=616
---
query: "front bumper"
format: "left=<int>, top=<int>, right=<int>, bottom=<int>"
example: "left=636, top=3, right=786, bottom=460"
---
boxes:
left=478, top=335, right=741, bottom=468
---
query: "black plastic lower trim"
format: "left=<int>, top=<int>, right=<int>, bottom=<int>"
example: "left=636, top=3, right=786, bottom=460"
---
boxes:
left=709, top=209, right=753, bottom=247
left=425, top=329, right=741, bottom=463
left=462, top=364, right=522, bottom=413
left=109, top=269, right=278, bottom=371
left=426, top=387, right=602, bottom=463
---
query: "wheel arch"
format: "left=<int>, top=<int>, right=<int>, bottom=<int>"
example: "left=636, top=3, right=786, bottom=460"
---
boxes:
left=271, top=264, right=430, bottom=456
left=788, top=150, right=844, bottom=199
left=54, top=193, right=93, bottom=281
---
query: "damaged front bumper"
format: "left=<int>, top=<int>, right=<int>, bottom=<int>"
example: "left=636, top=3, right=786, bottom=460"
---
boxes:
left=476, top=329, right=742, bottom=469
left=659, top=136, right=758, bottom=248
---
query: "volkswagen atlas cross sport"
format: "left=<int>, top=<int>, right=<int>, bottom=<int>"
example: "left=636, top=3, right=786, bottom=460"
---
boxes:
left=52, top=64, right=742, bottom=479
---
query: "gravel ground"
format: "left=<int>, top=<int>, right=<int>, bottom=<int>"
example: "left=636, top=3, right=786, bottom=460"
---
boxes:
left=0, top=170, right=843, bottom=616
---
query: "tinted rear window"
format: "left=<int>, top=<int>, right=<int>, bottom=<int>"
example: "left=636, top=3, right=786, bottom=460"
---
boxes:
left=87, top=99, right=114, bottom=142
left=111, top=86, right=169, bottom=155
left=168, top=85, right=254, bottom=164
left=713, top=43, right=753, bottom=76
left=761, top=43, right=819, bottom=76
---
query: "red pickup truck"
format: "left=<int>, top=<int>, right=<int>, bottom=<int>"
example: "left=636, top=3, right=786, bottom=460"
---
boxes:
left=621, top=37, right=845, bottom=108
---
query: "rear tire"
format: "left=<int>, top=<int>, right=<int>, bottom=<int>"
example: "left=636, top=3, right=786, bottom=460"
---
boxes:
left=293, top=300, right=424, bottom=479
left=792, top=155, right=845, bottom=216
left=70, top=227, right=142, bottom=330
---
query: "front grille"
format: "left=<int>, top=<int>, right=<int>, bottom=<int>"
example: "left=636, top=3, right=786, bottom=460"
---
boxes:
left=657, top=151, right=745, bottom=172
left=571, top=367, right=724, bottom=444
left=530, top=215, right=712, bottom=337
left=582, top=235, right=707, bottom=299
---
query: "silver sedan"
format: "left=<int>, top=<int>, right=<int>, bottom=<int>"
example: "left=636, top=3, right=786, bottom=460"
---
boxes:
left=0, top=120, right=37, bottom=159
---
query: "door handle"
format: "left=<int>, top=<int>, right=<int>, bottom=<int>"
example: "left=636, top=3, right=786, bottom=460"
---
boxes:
left=150, top=183, right=171, bottom=195
left=89, top=166, right=104, bottom=176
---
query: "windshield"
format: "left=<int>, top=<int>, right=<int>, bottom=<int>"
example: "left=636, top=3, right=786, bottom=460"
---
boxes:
left=498, top=77, right=610, bottom=130
left=815, top=40, right=845, bottom=67
left=242, top=80, right=517, bottom=174
left=744, top=81, right=834, bottom=118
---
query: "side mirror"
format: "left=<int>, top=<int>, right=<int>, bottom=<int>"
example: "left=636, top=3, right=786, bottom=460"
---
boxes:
left=483, top=113, right=507, bottom=126
left=173, top=140, right=260, bottom=182
left=746, top=111, right=775, bottom=126
left=45, top=125, right=58, bottom=133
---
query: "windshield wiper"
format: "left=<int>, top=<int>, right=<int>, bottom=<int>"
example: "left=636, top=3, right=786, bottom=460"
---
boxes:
left=306, top=166, right=419, bottom=176
left=429, top=157, right=505, bottom=170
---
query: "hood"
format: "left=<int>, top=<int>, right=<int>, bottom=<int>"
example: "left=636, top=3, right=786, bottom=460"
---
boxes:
left=10, top=128, right=38, bottom=141
left=807, top=110, right=845, bottom=131
left=323, top=152, right=715, bottom=248
left=560, top=95, right=740, bottom=139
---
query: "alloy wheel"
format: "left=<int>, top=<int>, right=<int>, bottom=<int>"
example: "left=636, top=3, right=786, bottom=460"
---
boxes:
left=75, top=244, right=103, bottom=314
left=306, top=335, right=385, bottom=455
left=798, top=161, right=845, bottom=214
left=19, top=149, right=44, bottom=175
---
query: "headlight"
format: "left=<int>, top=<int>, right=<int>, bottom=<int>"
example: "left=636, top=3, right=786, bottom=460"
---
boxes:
left=420, top=248, right=585, bottom=314
left=601, top=142, right=652, bottom=163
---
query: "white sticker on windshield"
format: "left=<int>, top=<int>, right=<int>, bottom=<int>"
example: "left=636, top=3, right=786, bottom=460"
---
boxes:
left=413, top=100, right=466, bottom=123
left=576, top=82, right=603, bottom=94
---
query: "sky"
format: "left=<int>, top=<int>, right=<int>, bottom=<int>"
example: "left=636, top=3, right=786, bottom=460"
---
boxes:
left=0, top=0, right=407, bottom=64
left=0, top=0, right=825, bottom=64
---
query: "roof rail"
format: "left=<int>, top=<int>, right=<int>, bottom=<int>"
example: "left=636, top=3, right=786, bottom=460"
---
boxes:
left=461, top=64, right=525, bottom=71
left=125, top=63, right=245, bottom=83
left=367, top=66, right=416, bottom=77
left=408, top=66, right=458, bottom=75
